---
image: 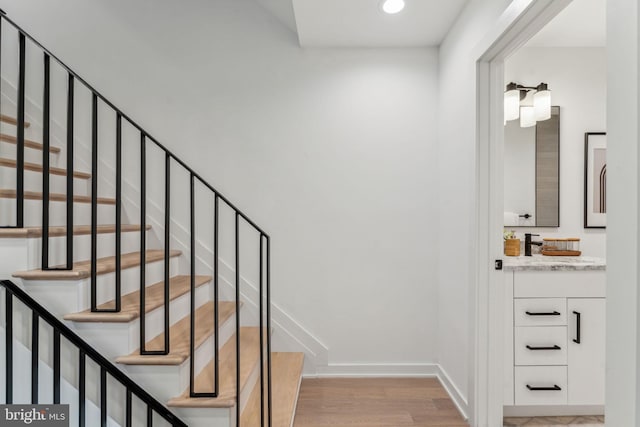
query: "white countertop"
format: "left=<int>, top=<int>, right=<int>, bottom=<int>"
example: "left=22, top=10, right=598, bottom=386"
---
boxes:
left=503, top=255, right=606, bottom=271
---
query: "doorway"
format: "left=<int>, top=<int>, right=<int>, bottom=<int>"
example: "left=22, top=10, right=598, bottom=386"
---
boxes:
left=471, top=1, right=595, bottom=426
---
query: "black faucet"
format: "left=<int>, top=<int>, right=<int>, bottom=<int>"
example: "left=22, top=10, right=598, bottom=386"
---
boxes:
left=524, top=233, right=543, bottom=256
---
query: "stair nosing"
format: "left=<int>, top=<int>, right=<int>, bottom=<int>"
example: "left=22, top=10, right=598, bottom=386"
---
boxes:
left=12, top=249, right=181, bottom=280
left=0, top=189, right=117, bottom=205
left=0, top=224, right=150, bottom=238
left=0, top=157, right=91, bottom=179
left=1, top=114, right=31, bottom=128
left=0, top=132, right=61, bottom=153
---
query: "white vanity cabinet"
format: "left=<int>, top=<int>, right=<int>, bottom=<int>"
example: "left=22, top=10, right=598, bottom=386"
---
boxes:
left=503, top=268, right=606, bottom=412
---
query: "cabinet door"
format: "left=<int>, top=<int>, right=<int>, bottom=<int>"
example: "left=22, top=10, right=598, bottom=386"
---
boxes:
left=567, top=298, right=605, bottom=405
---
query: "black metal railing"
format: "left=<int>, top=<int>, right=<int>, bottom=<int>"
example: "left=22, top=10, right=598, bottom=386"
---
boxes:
left=1, top=279, right=188, bottom=427
left=0, top=9, right=272, bottom=426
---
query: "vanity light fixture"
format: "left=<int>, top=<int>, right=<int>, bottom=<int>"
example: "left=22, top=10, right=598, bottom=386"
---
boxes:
left=504, top=82, right=552, bottom=127
left=382, top=0, right=405, bottom=14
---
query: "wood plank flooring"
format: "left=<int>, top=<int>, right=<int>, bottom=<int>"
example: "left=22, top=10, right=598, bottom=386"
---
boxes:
left=294, top=378, right=467, bottom=427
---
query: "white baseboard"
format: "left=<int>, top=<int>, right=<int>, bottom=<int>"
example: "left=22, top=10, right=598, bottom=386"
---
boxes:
left=437, top=364, right=469, bottom=421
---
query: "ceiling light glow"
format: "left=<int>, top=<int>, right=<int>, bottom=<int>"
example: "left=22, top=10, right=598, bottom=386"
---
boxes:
left=382, top=0, right=405, bottom=14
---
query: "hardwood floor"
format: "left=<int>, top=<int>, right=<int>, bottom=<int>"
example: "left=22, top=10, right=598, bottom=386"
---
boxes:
left=293, top=378, right=468, bottom=427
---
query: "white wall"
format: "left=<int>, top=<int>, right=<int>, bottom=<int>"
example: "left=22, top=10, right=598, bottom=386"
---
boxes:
left=504, top=47, right=607, bottom=257
left=605, top=0, right=640, bottom=425
left=437, top=0, right=515, bottom=413
left=1, top=0, right=440, bottom=373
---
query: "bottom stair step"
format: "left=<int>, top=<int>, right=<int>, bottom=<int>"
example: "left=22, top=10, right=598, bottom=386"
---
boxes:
left=240, top=352, right=304, bottom=427
left=271, top=352, right=305, bottom=427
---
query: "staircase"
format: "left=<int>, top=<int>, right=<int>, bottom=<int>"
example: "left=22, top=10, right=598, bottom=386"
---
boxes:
left=0, top=10, right=303, bottom=427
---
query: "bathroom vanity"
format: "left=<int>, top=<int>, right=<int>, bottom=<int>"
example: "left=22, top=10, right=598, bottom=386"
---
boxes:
left=503, top=256, right=606, bottom=417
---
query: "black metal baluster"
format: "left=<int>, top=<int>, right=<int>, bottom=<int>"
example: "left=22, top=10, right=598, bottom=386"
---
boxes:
left=79, top=350, right=86, bottom=427
left=164, top=152, right=170, bottom=353
left=90, top=94, right=98, bottom=311
left=266, top=236, right=272, bottom=427
left=5, top=291, right=12, bottom=403
left=147, top=405, right=153, bottom=427
left=53, top=330, right=60, bottom=404
left=42, top=53, right=50, bottom=269
left=31, top=312, right=39, bottom=403
left=115, top=113, right=122, bottom=312
left=259, top=235, right=265, bottom=427
left=1, top=279, right=187, bottom=427
left=214, top=194, right=219, bottom=396
left=125, top=389, right=132, bottom=427
left=100, top=367, right=107, bottom=427
left=16, top=33, right=25, bottom=228
left=189, top=173, right=196, bottom=396
left=65, top=74, right=74, bottom=269
left=235, top=212, right=240, bottom=425
left=139, top=133, right=147, bottom=352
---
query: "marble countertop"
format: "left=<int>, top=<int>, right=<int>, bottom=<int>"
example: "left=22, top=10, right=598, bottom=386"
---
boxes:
left=503, top=255, right=606, bottom=271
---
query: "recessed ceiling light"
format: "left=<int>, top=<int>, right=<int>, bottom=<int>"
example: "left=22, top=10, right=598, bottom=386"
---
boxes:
left=382, top=0, right=405, bottom=14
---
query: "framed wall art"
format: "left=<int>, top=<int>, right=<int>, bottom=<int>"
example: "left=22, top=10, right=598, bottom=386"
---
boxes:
left=584, top=132, right=607, bottom=228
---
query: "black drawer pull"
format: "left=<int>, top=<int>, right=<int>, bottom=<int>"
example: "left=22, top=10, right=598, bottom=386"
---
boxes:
left=526, top=384, right=562, bottom=391
left=573, top=311, right=581, bottom=344
left=526, top=311, right=561, bottom=316
left=526, top=345, right=561, bottom=351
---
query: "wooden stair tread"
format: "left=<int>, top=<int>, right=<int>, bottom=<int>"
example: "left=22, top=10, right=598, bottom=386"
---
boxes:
left=1, top=115, right=31, bottom=128
left=12, top=250, right=180, bottom=280
left=271, top=352, right=305, bottom=427
left=64, top=275, right=212, bottom=323
left=0, top=224, right=150, bottom=238
left=0, top=157, right=90, bottom=179
left=167, top=327, right=262, bottom=408
left=116, top=301, right=237, bottom=365
left=240, top=376, right=263, bottom=426
left=0, top=133, right=60, bottom=153
left=240, top=352, right=304, bottom=427
left=0, top=189, right=117, bottom=205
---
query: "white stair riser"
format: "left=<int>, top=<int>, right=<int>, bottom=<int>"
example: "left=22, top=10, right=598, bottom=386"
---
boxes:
left=20, top=257, right=181, bottom=316
left=22, top=230, right=146, bottom=266
left=71, top=281, right=212, bottom=357
left=0, top=167, right=90, bottom=195
left=120, top=312, right=237, bottom=402
left=0, top=198, right=122, bottom=228
left=174, top=408, right=233, bottom=427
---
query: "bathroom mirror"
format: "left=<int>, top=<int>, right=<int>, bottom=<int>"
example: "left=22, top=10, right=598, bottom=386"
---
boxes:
left=504, top=106, right=560, bottom=227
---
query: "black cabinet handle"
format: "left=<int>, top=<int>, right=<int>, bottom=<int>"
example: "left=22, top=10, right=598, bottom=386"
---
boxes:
left=573, top=311, right=581, bottom=344
left=526, top=345, right=561, bottom=351
left=526, top=311, right=561, bottom=316
left=526, top=384, right=562, bottom=391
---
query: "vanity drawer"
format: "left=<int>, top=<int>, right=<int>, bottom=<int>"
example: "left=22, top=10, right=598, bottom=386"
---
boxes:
left=514, top=366, right=568, bottom=406
left=514, top=271, right=606, bottom=298
left=515, top=326, right=567, bottom=366
left=514, top=298, right=567, bottom=326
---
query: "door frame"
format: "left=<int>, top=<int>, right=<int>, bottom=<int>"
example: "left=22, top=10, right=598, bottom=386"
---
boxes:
left=471, top=1, right=573, bottom=425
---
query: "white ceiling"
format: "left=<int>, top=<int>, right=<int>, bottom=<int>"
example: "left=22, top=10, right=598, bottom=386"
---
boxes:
left=291, top=0, right=469, bottom=47
left=526, top=0, right=606, bottom=47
